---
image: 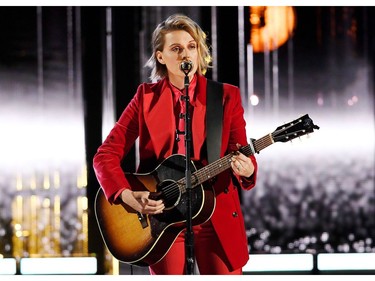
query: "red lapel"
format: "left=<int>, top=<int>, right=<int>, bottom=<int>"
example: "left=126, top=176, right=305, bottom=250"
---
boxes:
left=191, top=75, right=207, bottom=159
left=143, top=80, right=175, bottom=159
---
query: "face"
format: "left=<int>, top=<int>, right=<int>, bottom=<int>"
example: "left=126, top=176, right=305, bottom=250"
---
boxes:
left=156, top=30, right=198, bottom=86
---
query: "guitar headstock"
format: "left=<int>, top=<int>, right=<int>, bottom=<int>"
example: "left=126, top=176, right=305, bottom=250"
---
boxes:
left=272, top=114, right=320, bottom=143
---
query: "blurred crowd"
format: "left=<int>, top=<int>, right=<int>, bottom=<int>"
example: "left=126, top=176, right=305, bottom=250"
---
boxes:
left=0, top=169, right=87, bottom=257
left=243, top=152, right=375, bottom=254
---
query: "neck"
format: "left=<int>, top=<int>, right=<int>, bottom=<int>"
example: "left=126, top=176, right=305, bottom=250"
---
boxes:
left=169, top=73, right=193, bottom=90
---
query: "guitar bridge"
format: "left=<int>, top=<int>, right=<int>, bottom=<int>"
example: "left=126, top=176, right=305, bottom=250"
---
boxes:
left=137, top=212, right=149, bottom=229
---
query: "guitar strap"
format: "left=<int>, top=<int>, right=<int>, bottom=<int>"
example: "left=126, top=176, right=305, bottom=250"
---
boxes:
left=206, top=79, right=223, bottom=164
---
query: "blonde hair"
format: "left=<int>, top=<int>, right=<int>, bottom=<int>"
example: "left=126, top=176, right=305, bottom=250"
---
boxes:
left=146, top=14, right=212, bottom=81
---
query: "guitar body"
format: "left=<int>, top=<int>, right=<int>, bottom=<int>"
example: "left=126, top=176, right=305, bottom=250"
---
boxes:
left=95, top=154, right=215, bottom=266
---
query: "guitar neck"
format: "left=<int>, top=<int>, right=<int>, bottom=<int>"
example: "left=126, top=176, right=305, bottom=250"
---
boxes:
left=178, top=133, right=274, bottom=191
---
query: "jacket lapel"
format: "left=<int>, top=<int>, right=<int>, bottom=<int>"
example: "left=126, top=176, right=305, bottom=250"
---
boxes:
left=143, top=80, right=175, bottom=159
left=191, top=76, right=207, bottom=159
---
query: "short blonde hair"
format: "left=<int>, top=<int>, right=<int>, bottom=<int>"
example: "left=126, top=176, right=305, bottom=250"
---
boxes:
left=146, top=14, right=212, bottom=81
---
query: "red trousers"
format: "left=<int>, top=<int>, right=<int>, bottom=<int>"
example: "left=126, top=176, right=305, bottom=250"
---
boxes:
left=149, top=220, right=242, bottom=275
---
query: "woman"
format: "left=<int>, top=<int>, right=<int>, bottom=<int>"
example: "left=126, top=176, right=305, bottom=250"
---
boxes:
left=93, top=14, right=257, bottom=275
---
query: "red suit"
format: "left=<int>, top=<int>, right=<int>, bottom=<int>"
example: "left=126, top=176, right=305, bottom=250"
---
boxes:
left=93, top=74, right=258, bottom=273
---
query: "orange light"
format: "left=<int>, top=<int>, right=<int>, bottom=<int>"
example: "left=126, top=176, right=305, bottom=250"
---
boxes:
left=250, top=6, right=296, bottom=53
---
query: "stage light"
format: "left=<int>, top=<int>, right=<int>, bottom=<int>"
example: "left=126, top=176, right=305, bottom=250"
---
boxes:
left=20, top=257, right=97, bottom=275
left=249, top=94, right=260, bottom=106
left=318, top=253, right=375, bottom=271
left=243, top=253, right=314, bottom=272
left=250, top=6, right=296, bottom=53
left=0, top=258, right=17, bottom=275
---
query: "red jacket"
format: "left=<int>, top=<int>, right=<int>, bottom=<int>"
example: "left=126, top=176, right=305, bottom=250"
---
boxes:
left=93, top=74, right=257, bottom=271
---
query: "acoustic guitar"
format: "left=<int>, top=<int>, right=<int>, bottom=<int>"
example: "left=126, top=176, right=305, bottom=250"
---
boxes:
left=95, top=114, right=319, bottom=266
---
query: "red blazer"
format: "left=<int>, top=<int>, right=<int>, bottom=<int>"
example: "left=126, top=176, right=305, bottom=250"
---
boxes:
left=93, top=74, right=258, bottom=271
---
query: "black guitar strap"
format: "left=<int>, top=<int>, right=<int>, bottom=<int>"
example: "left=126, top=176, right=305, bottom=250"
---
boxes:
left=206, top=79, right=223, bottom=164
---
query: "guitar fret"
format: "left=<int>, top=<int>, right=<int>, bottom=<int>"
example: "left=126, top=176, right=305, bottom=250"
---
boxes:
left=192, top=156, right=232, bottom=189
left=179, top=124, right=312, bottom=194
left=181, top=134, right=276, bottom=193
left=253, top=134, right=274, bottom=152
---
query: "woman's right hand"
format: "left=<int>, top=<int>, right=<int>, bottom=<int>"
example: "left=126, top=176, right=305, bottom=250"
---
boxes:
left=120, top=189, right=165, bottom=215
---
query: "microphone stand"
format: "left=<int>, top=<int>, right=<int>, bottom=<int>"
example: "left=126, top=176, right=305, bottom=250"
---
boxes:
left=181, top=69, right=194, bottom=275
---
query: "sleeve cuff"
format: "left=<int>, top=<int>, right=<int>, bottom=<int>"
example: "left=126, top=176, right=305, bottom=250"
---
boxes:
left=112, top=187, right=128, bottom=204
left=240, top=174, right=255, bottom=187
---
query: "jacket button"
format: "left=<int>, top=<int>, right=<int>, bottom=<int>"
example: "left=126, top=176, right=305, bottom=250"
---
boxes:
left=224, top=188, right=229, bottom=193
left=232, top=212, right=238, bottom=217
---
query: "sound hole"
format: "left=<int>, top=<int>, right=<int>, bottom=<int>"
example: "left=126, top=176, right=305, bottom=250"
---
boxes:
left=157, top=179, right=181, bottom=210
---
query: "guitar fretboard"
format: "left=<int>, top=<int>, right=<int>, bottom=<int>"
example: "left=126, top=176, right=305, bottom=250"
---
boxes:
left=177, top=133, right=274, bottom=193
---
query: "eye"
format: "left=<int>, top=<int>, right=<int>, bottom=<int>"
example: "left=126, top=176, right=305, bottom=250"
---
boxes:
left=171, top=46, right=181, bottom=52
left=189, top=44, right=197, bottom=50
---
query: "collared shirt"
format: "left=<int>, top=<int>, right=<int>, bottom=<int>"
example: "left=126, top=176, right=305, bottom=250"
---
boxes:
left=168, top=74, right=198, bottom=106
left=168, top=74, right=198, bottom=156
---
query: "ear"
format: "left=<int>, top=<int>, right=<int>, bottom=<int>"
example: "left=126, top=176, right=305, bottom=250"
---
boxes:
left=156, top=51, right=165, bottom=64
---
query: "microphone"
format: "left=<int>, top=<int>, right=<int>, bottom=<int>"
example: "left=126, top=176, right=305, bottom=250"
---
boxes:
left=180, top=60, right=193, bottom=75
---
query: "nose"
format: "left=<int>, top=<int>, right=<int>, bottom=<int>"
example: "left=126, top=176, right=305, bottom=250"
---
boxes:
left=180, top=48, right=190, bottom=60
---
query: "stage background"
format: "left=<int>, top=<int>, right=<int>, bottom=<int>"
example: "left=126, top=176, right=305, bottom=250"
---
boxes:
left=0, top=6, right=374, bottom=275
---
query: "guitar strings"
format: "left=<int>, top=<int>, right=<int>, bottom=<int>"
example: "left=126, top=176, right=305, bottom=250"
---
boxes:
left=160, top=156, right=232, bottom=201
left=162, top=182, right=181, bottom=200
left=162, top=144, right=263, bottom=201
left=160, top=137, right=270, bottom=201
left=161, top=120, right=310, bottom=203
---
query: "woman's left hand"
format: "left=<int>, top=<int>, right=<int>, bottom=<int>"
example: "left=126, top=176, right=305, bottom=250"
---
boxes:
left=230, top=144, right=255, bottom=178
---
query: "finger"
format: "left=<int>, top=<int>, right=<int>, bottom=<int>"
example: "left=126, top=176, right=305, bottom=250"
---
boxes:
left=140, top=196, right=150, bottom=205
left=231, top=159, right=241, bottom=173
left=230, top=158, right=237, bottom=170
left=231, top=156, right=243, bottom=168
left=236, top=152, right=248, bottom=162
left=233, top=156, right=253, bottom=177
left=145, top=203, right=165, bottom=214
left=133, top=191, right=150, bottom=200
left=145, top=198, right=163, bottom=207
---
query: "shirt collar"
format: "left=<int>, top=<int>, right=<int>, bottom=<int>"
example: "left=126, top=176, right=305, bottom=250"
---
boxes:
left=168, top=74, right=197, bottom=105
